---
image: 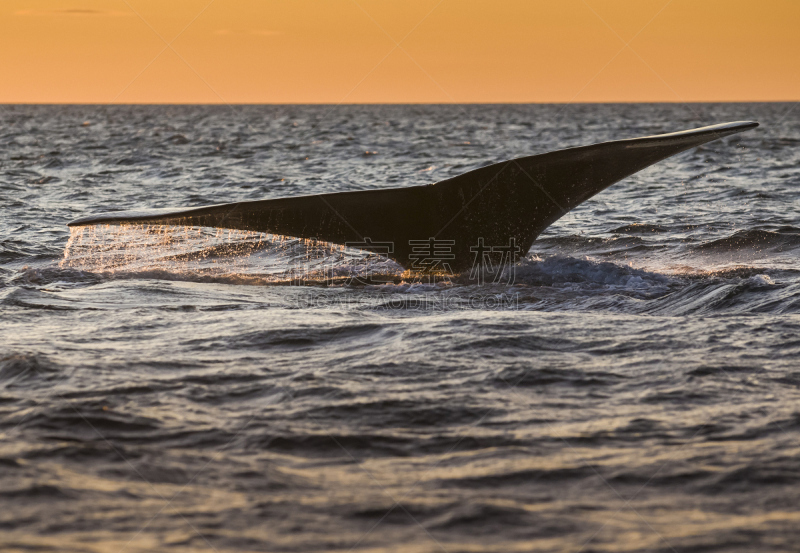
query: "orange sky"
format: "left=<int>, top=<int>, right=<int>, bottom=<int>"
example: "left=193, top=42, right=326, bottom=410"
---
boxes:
left=1, top=0, right=798, bottom=103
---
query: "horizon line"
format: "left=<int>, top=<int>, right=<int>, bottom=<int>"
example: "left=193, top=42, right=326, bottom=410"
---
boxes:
left=2, top=100, right=798, bottom=106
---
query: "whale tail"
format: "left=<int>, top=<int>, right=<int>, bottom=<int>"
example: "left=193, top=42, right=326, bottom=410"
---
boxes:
left=68, top=121, right=758, bottom=272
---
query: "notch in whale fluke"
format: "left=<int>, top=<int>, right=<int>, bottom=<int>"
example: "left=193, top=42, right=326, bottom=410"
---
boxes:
left=68, top=121, right=759, bottom=272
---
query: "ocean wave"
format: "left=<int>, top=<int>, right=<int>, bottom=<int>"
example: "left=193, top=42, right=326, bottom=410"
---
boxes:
left=9, top=251, right=800, bottom=316
left=693, top=229, right=800, bottom=254
left=531, top=233, right=648, bottom=253
left=0, top=353, right=61, bottom=388
left=511, top=255, right=671, bottom=289
left=610, top=223, right=668, bottom=234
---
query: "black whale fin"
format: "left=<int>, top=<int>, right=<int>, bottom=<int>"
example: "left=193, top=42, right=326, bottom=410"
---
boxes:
left=68, top=121, right=758, bottom=272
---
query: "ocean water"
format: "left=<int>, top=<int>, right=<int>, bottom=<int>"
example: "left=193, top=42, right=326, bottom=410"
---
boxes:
left=2, top=103, right=800, bottom=552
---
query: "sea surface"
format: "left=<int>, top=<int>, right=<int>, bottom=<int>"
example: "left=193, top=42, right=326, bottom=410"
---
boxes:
left=2, top=103, right=800, bottom=552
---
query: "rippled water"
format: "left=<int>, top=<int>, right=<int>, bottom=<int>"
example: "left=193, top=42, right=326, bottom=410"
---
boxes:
left=2, top=103, right=800, bottom=552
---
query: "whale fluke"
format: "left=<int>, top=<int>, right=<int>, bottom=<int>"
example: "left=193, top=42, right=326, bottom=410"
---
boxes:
left=68, top=121, right=758, bottom=272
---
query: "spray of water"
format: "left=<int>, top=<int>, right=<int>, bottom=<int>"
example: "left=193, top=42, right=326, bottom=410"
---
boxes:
left=60, top=224, right=403, bottom=285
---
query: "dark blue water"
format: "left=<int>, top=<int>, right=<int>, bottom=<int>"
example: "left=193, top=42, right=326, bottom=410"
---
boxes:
left=2, top=103, right=800, bottom=552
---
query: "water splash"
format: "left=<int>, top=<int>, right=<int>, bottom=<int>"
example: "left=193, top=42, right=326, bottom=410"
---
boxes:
left=60, top=224, right=403, bottom=285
